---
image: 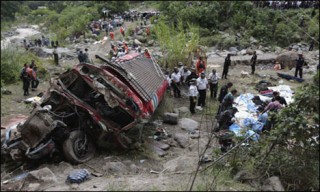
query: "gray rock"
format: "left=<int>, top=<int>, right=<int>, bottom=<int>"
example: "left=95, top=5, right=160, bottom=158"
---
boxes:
left=28, top=47, right=52, bottom=57
left=261, top=176, right=285, bottom=191
left=276, top=51, right=299, bottom=70
left=23, top=167, right=58, bottom=191
left=163, top=155, right=197, bottom=172
left=250, top=36, right=258, bottom=44
left=255, top=50, right=264, bottom=55
left=129, top=164, right=139, bottom=174
left=102, top=162, right=128, bottom=175
left=233, top=170, right=255, bottom=182
left=229, top=47, right=238, bottom=52
left=292, top=45, right=299, bottom=51
left=229, top=51, right=237, bottom=56
left=178, top=118, right=199, bottom=132
left=174, top=133, right=189, bottom=148
left=239, top=49, right=247, bottom=55
left=173, top=106, right=190, bottom=117
left=163, top=112, right=178, bottom=125
left=147, top=40, right=154, bottom=46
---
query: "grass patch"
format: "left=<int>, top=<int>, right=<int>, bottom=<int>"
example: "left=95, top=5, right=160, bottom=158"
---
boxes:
left=0, top=46, right=48, bottom=87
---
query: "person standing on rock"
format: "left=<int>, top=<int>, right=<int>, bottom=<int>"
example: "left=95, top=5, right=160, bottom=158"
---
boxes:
left=208, top=69, right=220, bottom=99
left=78, top=50, right=86, bottom=63
left=250, top=51, right=257, bottom=74
left=294, top=53, right=305, bottom=78
left=84, top=48, right=91, bottom=63
left=53, top=46, right=59, bottom=66
left=222, top=54, right=231, bottom=79
left=196, top=72, right=208, bottom=108
left=309, top=38, right=315, bottom=51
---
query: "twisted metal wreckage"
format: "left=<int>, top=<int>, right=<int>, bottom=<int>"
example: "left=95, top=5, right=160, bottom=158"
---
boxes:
left=1, top=52, right=168, bottom=164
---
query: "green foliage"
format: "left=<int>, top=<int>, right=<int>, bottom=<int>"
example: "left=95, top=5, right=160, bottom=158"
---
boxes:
left=154, top=19, right=200, bottom=69
left=1, top=1, right=21, bottom=21
left=48, top=6, right=95, bottom=42
left=235, top=72, right=320, bottom=191
left=157, top=2, right=319, bottom=48
left=0, top=47, right=47, bottom=86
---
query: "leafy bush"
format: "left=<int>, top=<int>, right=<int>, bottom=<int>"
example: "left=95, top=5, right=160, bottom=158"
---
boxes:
left=234, top=72, right=320, bottom=191
left=154, top=19, right=200, bottom=69
left=1, top=47, right=47, bottom=86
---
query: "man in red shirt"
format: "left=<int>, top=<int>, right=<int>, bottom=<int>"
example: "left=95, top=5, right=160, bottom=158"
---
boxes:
left=196, top=56, right=206, bottom=76
left=144, top=48, right=151, bottom=59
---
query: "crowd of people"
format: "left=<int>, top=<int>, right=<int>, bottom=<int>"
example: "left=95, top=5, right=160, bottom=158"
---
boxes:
left=163, top=48, right=313, bottom=153
left=252, top=0, right=319, bottom=9
left=22, top=35, right=58, bottom=51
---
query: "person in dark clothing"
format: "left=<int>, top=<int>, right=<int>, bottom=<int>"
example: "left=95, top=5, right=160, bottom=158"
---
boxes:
left=294, top=53, right=305, bottom=78
left=55, top=40, right=59, bottom=47
left=271, top=91, right=287, bottom=107
left=29, top=60, right=39, bottom=90
left=309, top=38, right=315, bottom=51
left=220, top=89, right=238, bottom=112
left=51, top=40, right=55, bottom=48
left=185, top=68, right=198, bottom=86
left=78, top=51, right=86, bottom=63
left=250, top=51, right=257, bottom=74
left=217, top=107, right=238, bottom=153
left=222, top=54, right=231, bottom=79
left=53, top=46, right=59, bottom=65
left=20, top=63, right=31, bottom=96
left=218, top=107, right=238, bottom=131
left=218, top=82, right=233, bottom=103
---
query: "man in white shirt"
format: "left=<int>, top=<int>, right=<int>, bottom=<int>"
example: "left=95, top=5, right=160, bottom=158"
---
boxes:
left=178, top=62, right=184, bottom=82
left=196, top=72, right=208, bottom=107
left=171, top=67, right=181, bottom=98
left=182, top=67, right=191, bottom=86
left=208, top=69, right=220, bottom=99
left=189, top=78, right=198, bottom=114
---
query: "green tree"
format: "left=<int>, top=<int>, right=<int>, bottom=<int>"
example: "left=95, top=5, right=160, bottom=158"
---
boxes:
left=1, top=1, right=22, bottom=21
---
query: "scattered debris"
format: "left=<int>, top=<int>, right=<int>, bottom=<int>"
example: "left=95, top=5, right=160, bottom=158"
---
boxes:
left=66, top=169, right=90, bottom=184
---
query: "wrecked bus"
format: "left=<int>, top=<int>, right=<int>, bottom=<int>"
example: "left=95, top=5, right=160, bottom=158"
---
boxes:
left=1, top=53, right=168, bottom=164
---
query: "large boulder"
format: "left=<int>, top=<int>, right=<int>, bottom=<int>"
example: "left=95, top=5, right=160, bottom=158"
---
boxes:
left=22, top=167, right=58, bottom=191
left=178, top=118, right=199, bottom=132
left=28, top=47, right=52, bottom=57
left=163, top=112, right=178, bottom=125
left=261, top=176, right=285, bottom=191
left=173, top=107, right=190, bottom=117
left=276, top=51, right=299, bottom=70
left=229, top=47, right=238, bottom=52
left=103, top=162, right=128, bottom=175
left=174, top=133, right=189, bottom=148
left=250, top=36, right=258, bottom=44
left=163, top=155, right=197, bottom=172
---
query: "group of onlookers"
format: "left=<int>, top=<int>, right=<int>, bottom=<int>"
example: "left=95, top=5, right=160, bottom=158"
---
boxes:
left=252, top=0, right=319, bottom=9
left=20, top=60, right=39, bottom=96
